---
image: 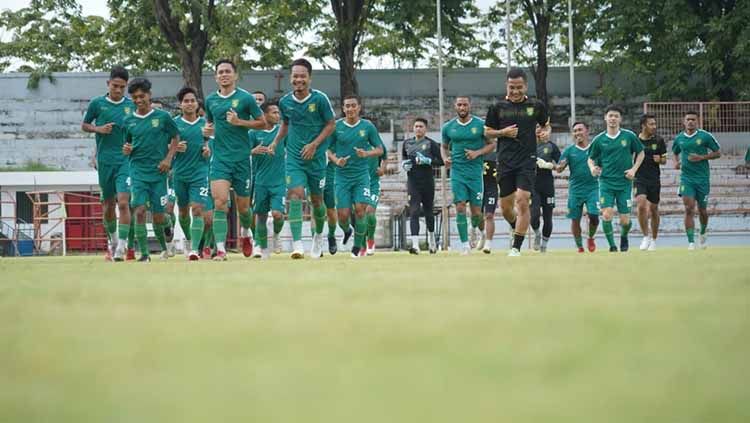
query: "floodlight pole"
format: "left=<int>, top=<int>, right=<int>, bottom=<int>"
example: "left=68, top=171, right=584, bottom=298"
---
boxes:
left=506, top=0, right=512, bottom=69
left=568, top=0, right=576, bottom=125
left=437, top=0, right=449, bottom=251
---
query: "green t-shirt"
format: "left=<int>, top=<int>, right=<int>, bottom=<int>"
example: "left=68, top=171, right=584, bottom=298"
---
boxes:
left=204, top=88, right=263, bottom=162
left=672, top=129, right=720, bottom=184
left=124, top=108, right=179, bottom=182
left=441, top=115, right=486, bottom=181
left=279, top=89, right=335, bottom=167
left=249, top=125, right=286, bottom=186
left=82, top=94, right=135, bottom=165
left=173, top=116, right=208, bottom=181
left=560, top=143, right=598, bottom=196
left=329, top=119, right=382, bottom=181
left=589, top=129, right=643, bottom=190
left=368, top=141, right=388, bottom=180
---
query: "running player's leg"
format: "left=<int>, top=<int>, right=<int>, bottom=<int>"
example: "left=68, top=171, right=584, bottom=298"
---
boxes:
left=174, top=179, right=191, bottom=254
left=231, top=162, right=254, bottom=257
left=336, top=184, right=354, bottom=254
left=530, top=190, right=541, bottom=251
left=616, top=186, right=633, bottom=252
left=422, top=184, right=436, bottom=254
left=481, top=178, right=497, bottom=253
left=567, top=194, right=585, bottom=252
left=635, top=186, right=650, bottom=248
left=364, top=177, right=380, bottom=255
left=133, top=205, right=150, bottom=260
left=682, top=194, right=697, bottom=248
left=99, top=165, right=118, bottom=259
left=510, top=167, right=534, bottom=255
left=599, top=187, right=618, bottom=252
left=648, top=185, right=660, bottom=242
left=695, top=185, right=710, bottom=248
left=211, top=179, right=232, bottom=258
left=306, top=167, right=327, bottom=258
left=452, top=178, right=470, bottom=251
left=540, top=201, right=553, bottom=252
left=149, top=179, right=170, bottom=258
left=408, top=180, right=423, bottom=253
left=324, top=165, right=338, bottom=253
left=585, top=190, right=600, bottom=252
left=352, top=201, right=368, bottom=257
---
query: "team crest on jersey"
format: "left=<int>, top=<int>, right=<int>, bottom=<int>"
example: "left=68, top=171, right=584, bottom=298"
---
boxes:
left=621, top=140, right=627, bottom=147
left=526, top=107, right=534, bottom=116
left=544, top=147, right=549, bottom=154
left=124, top=107, right=131, bottom=115
left=696, top=138, right=702, bottom=145
left=151, top=119, right=160, bottom=127
left=231, top=99, right=239, bottom=108
left=422, top=144, right=427, bottom=150
left=651, top=143, right=657, bottom=150
left=359, top=129, right=366, bottom=137
left=471, top=127, right=478, bottom=134
left=308, top=103, right=317, bottom=112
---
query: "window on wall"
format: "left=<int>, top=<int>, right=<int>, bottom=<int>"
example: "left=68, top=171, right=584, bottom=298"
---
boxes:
left=16, top=192, right=48, bottom=224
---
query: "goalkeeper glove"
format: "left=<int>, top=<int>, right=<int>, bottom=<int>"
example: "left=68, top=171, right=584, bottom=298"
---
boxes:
left=536, top=158, right=554, bottom=170
left=401, top=159, right=413, bottom=172
left=415, top=152, right=432, bottom=165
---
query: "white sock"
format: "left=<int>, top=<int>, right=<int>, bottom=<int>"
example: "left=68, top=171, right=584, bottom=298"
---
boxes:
left=240, top=227, right=248, bottom=237
left=116, top=238, right=127, bottom=250
left=462, top=241, right=470, bottom=249
left=428, top=232, right=435, bottom=244
left=411, top=235, right=419, bottom=248
left=216, top=241, right=226, bottom=252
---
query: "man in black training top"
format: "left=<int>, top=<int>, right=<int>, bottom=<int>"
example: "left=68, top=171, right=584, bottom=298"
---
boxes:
left=402, top=118, right=444, bottom=255
left=635, top=113, right=667, bottom=251
left=484, top=68, right=551, bottom=257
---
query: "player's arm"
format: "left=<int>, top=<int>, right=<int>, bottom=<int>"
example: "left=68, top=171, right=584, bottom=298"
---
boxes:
left=555, top=159, right=568, bottom=173
left=301, top=118, right=335, bottom=160
left=691, top=136, right=721, bottom=162
left=430, top=140, right=444, bottom=167
left=467, top=137, right=496, bottom=161
left=671, top=138, right=682, bottom=169
left=81, top=101, right=112, bottom=135
left=226, top=99, right=266, bottom=130
left=626, top=150, right=645, bottom=180
left=268, top=120, right=289, bottom=155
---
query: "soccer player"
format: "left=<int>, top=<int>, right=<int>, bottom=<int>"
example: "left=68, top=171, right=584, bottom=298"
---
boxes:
left=672, top=111, right=721, bottom=250
left=556, top=121, right=600, bottom=253
left=441, top=96, right=495, bottom=255
left=81, top=65, right=135, bottom=261
left=203, top=59, right=266, bottom=261
left=327, top=95, right=384, bottom=258
left=249, top=90, right=266, bottom=257
left=531, top=124, right=560, bottom=253
left=324, top=146, right=343, bottom=255
left=172, top=87, right=211, bottom=260
left=268, top=58, right=336, bottom=259
left=364, top=134, right=388, bottom=256
left=121, top=78, right=179, bottom=261
left=484, top=68, right=551, bottom=257
left=249, top=102, right=287, bottom=259
left=588, top=105, right=645, bottom=252
left=402, top=118, right=444, bottom=254
left=476, top=148, right=498, bottom=254
left=635, top=113, right=667, bottom=251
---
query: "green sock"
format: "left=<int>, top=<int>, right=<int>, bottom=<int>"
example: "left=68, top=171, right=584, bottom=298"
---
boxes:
left=248, top=205, right=255, bottom=234
left=289, top=200, right=303, bottom=241
left=621, top=221, right=631, bottom=237
left=128, top=219, right=135, bottom=249
left=313, top=204, right=326, bottom=235
left=135, top=223, right=149, bottom=256
left=168, top=211, right=176, bottom=229
left=588, top=223, right=597, bottom=238
left=273, top=217, right=284, bottom=235
left=104, top=218, right=117, bottom=241
left=700, top=223, right=707, bottom=235
left=355, top=215, right=367, bottom=248
left=327, top=218, right=337, bottom=238
left=206, top=227, right=215, bottom=249
left=239, top=209, right=253, bottom=237
left=574, top=236, right=583, bottom=248
left=457, top=212, right=468, bottom=243
left=154, top=222, right=167, bottom=250
left=686, top=227, right=695, bottom=243
left=602, top=220, right=616, bottom=248
left=214, top=210, right=228, bottom=245
left=338, top=215, right=351, bottom=233
left=366, top=213, right=377, bottom=240
left=179, top=215, right=191, bottom=241
left=256, top=218, right=268, bottom=249
left=471, top=214, right=482, bottom=229
left=190, top=216, right=204, bottom=252
left=118, top=221, right=129, bottom=243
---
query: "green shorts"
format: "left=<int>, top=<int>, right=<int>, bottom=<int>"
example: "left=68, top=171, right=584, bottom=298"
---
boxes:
left=451, top=177, right=484, bottom=207
left=324, top=165, right=336, bottom=209
left=335, top=176, right=370, bottom=210
left=167, top=175, right=176, bottom=204
left=254, top=184, right=286, bottom=214
left=567, top=189, right=600, bottom=220
left=599, top=184, right=633, bottom=214
left=286, top=161, right=326, bottom=196
left=130, top=177, right=168, bottom=213
left=368, top=177, right=381, bottom=208
left=210, top=158, right=251, bottom=198
left=679, top=180, right=710, bottom=209
left=97, top=160, right=130, bottom=201
left=174, top=176, right=210, bottom=208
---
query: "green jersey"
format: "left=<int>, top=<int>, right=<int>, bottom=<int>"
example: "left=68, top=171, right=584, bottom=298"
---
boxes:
left=441, top=115, right=486, bottom=181
left=83, top=94, right=135, bottom=165
left=589, top=129, right=643, bottom=190
left=672, top=129, right=720, bottom=184
left=279, top=89, right=335, bottom=167
left=560, top=143, right=598, bottom=196
left=124, top=108, right=179, bottom=182
left=249, top=125, right=286, bottom=186
left=329, top=119, right=383, bottom=180
left=368, top=141, right=388, bottom=179
left=173, top=116, right=208, bottom=181
left=204, top=88, right=263, bottom=162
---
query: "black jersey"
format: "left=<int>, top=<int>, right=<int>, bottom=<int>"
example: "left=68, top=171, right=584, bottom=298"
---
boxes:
left=635, top=134, right=667, bottom=184
left=485, top=97, right=549, bottom=169
left=402, top=136, right=443, bottom=183
left=535, top=141, right=561, bottom=192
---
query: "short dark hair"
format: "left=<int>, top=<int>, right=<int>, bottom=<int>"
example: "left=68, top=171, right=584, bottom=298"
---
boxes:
left=506, top=67, right=527, bottom=81
left=455, top=95, right=471, bottom=102
left=261, top=102, right=278, bottom=113
left=343, top=94, right=361, bottom=105
left=253, top=90, right=266, bottom=98
left=127, top=78, right=151, bottom=94
left=685, top=110, right=699, bottom=117
left=215, top=59, right=236, bottom=72
left=414, top=117, right=428, bottom=126
left=177, top=86, right=198, bottom=102
left=605, top=104, right=624, bottom=115
left=572, top=121, right=588, bottom=129
left=109, top=65, right=129, bottom=81
left=640, top=113, right=656, bottom=128
left=291, top=58, right=313, bottom=75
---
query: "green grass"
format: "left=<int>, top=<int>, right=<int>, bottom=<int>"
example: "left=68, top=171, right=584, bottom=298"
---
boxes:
left=0, top=160, right=60, bottom=172
left=1, top=248, right=749, bottom=422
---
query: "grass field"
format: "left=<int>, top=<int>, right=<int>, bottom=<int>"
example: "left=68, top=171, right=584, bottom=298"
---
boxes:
left=1, top=247, right=749, bottom=422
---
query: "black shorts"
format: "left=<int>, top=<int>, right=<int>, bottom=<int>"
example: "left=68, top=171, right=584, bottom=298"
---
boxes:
left=634, top=180, right=661, bottom=204
left=497, top=164, right=535, bottom=198
left=482, top=175, right=498, bottom=214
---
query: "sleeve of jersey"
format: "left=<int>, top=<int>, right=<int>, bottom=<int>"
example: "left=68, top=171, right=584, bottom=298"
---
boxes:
left=671, top=138, right=681, bottom=155
left=83, top=99, right=98, bottom=124
left=484, top=105, right=498, bottom=129
left=247, top=97, right=262, bottom=119
left=279, top=99, right=289, bottom=124
left=328, top=130, right=336, bottom=152
left=658, top=137, right=668, bottom=155
left=369, top=124, right=384, bottom=149
left=707, top=132, right=721, bottom=151
left=431, top=141, right=444, bottom=167
left=536, top=102, right=550, bottom=126
left=560, top=147, right=569, bottom=164
left=631, top=133, right=644, bottom=153
left=552, top=144, right=562, bottom=162
left=204, top=98, right=214, bottom=123
left=165, top=115, right=179, bottom=139
left=589, top=139, right=600, bottom=161
left=441, top=123, right=450, bottom=145
left=319, top=94, right=335, bottom=122
left=248, top=131, right=256, bottom=149
left=401, top=140, right=408, bottom=160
